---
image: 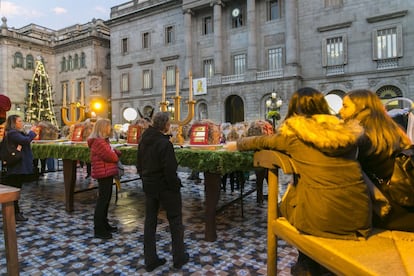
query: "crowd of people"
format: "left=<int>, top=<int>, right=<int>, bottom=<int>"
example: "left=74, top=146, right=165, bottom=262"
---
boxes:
left=1, top=87, right=413, bottom=274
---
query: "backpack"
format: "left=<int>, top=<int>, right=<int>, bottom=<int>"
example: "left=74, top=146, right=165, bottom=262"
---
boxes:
left=383, top=146, right=414, bottom=207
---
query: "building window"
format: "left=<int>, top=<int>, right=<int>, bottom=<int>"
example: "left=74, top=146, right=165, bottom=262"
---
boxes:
left=14, top=52, right=23, bottom=68
left=68, top=55, right=73, bottom=71
left=324, top=0, right=343, bottom=8
left=373, top=26, right=402, bottom=60
left=322, top=35, right=347, bottom=75
left=61, top=57, right=66, bottom=71
left=106, top=54, right=111, bottom=69
left=80, top=52, right=86, bottom=68
left=203, top=59, right=214, bottom=78
left=165, top=26, right=175, bottom=45
left=268, top=0, right=281, bottom=21
left=77, top=81, right=82, bottom=100
left=166, top=65, right=176, bottom=87
left=143, top=69, right=152, bottom=89
left=26, top=55, right=34, bottom=70
left=74, top=54, right=79, bottom=69
left=325, top=36, right=345, bottom=66
left=268, top=48, right=283, bottom=70
left=142, top=32, right=150, bottom=49
left=233, top=54, right=246, bottom=75
left=121, top=73, right=129, bottom=92
left=232, top=8, right=244, bottom=28
left=122, top=38, right=128, bottom=54
left=203, top=16, right=213, bottom=35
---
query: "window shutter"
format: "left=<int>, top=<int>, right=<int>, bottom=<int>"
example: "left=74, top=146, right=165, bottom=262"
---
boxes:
left=342, top=35, right=348, bottom=65
left=321, top=39, right=327, bottom=67
left=396, top=25, right=403, bottom=57
left=372, top=30, right=378, bottom=60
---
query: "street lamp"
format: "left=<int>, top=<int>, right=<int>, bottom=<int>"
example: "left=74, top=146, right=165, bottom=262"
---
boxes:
left=266, top=91, right=283, bottom=129
left=165, top=100, right=175, bottom=120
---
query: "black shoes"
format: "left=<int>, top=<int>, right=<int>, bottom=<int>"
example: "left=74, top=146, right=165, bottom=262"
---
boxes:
left=105, top=224, right=118, bottom=233
left=94, top=232, right=112, bottom=239
left=15, top=213, right=28, bottom=222
left=145, top=258, right=166, bottom=272
left=173, top=253, right=189, bottom=269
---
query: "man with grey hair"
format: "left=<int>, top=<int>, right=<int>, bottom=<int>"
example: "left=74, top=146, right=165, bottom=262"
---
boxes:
left=137, top=111, right=189, bottom=272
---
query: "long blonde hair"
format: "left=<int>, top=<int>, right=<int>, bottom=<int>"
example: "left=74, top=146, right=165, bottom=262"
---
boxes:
left=89, top=118, right=112, bottom=139
left=345, top=89, right=411, bottom=156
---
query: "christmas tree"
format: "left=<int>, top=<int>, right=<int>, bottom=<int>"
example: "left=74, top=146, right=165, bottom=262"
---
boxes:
left=25, top=57, right=59, bottom=129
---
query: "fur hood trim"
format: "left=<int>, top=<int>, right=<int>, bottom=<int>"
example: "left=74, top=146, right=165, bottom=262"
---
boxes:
left=279, top=115, right=363, bottom=154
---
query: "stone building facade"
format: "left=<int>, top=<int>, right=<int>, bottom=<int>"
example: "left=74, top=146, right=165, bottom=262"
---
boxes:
left=0, top=18, right=111, bottom=126
left=107, top=0, right=414, bottom=125
left=1, top=0, right=413, bottom=126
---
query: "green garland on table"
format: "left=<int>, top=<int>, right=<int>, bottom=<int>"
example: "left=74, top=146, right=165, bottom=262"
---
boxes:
left=31, top=144, right=255, bottom=174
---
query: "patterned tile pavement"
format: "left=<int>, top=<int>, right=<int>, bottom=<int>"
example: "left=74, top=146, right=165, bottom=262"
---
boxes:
left=0, top=165, right=298, bottom=275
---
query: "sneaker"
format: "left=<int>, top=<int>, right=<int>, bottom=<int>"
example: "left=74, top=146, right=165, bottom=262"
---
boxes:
left=145, top=258, right=166, bottom=272
left=173, top=253, right=189, bottom=269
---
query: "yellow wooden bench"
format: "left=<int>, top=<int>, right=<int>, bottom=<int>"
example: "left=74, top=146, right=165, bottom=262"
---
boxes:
left=253, top=150, right=414, bottom=276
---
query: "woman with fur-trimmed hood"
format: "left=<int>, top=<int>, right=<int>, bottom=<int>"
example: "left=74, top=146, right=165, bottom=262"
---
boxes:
left=229, top=88, right=372, bottom=275
left=235, top=87, right=371, bottom=239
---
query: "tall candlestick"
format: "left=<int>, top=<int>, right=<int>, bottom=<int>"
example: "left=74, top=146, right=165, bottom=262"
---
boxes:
left=63, top=83, right=67, bottom=107
left=80, top=81, right=84, bottom=106
left=71, top=81, right=75, bottom=103
left=189, top=71, right=193, bottom=101
left=175, top=68, right=179, bottom=96
left=162, top=73, right=166, bottom=103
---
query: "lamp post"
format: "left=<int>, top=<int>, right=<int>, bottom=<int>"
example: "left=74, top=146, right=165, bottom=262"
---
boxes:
left=266, top=91, right=283, bottom=129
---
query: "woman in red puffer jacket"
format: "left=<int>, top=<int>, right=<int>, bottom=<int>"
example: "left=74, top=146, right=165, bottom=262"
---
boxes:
left=87, top=118, right=121, bottom=240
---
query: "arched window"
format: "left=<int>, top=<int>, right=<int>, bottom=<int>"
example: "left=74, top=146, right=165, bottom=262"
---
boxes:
left=68, top=55, right=73, bottom=70
left=14, top=52, right=23, bottom=68
left=26, top=54, right=34, bottom=70
left=80, top=52, right=86, bottom=68
left=225, top=95, right=244, bottom=124
left=197, top=102, right=208, bottom=120
left=61, top=57, right=66, bottom=72
left=377, top=85, right=404, bottom=110
left=74, top=54, right=79, bottom=69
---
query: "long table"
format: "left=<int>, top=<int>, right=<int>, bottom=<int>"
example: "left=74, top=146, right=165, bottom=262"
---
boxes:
left=32, top=143, right=254, bottom=241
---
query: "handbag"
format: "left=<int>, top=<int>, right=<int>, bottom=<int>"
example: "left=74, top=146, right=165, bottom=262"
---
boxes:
left=0, top=135, right=23, bottom=166
left=381, top=146, right=414, bottom=207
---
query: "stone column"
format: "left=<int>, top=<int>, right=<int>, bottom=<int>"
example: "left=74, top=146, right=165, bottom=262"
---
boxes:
left=247, top=0, right=257, bottom=72
left=184, top=9, right=193, bottom=76
left=212, top=1, right=224, bottom=76
left=285, top=0, right=300, bottom=76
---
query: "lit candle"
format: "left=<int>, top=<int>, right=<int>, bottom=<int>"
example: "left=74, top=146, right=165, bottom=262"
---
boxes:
left=162, top=73, right=166, bottom=103
left=63, top=83, right=67, bottom=107
left=189, top=71, right=193, bottom=101
left=80, top=81, right=84, bottom=106
left=175, top=68, right=179, bottom=96
left=71, top=81, right=75, bottom=103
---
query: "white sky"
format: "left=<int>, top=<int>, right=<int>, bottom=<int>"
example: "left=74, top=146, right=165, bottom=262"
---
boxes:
left=0, top=0, right=124, bottom=30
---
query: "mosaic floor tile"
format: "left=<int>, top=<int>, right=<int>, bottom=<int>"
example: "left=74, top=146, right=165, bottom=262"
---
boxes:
left=0, top=166, right=298, bottom=275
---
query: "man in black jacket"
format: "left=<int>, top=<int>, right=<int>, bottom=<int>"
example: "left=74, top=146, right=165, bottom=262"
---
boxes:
left=137, top=111, right=189, bottom=272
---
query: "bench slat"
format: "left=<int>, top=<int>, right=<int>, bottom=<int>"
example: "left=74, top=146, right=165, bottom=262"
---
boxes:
left=273, top=218, right=409, bottom=276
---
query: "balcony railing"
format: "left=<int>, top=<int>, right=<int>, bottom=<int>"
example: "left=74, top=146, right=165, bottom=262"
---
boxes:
left=221, top=74, right=245, bottom=84
left=256, top=69, right=283, bottom=80
left=326, top=65, right=345, bottom=76
left=377, top=58, right=399, bottom=70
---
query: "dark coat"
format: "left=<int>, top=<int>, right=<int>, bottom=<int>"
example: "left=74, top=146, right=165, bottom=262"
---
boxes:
left=137, top=126, right=181, bottom=195
left=6, top=129, right=37, bottom=175
left=87, top=137, right=120, bottom=179
left=237, top=115, right=372, bottom=240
